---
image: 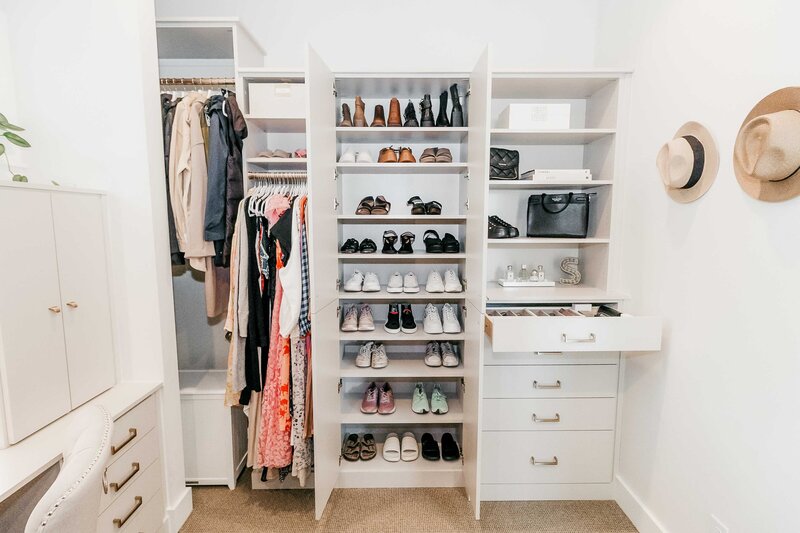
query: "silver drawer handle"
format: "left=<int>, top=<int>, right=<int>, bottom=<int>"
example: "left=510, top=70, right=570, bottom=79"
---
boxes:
left=110, top=462, right=140, bottom=492
left=531, top=456, right=559, bottom=466
left=532, top=413, right=560, bottom=423
left=534, top=351, right=562, bottom=356
left=561, top=333, right=596, bottom=343
left=533, top=380, right=561, bottom=389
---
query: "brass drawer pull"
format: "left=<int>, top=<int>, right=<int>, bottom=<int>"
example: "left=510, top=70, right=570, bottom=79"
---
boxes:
left=66, top=301, right=79, bottom=308
left=113, top=496, right=142, bottom=528
left=530, top=456, right=559, bottom=466
left=533, top=380, right=561, bottom=389
left=532, top=413, right=561, bottom=423
left=48, top=306, right=61, bottom=314
left=110, top=462, right=140, bottom=492
left=111, top=428, right=137, bottom=455
left=561, top=333, right=596, bottom=343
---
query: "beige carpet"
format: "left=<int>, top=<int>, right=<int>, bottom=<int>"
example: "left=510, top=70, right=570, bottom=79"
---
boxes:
left=180, top=473, right=637, bottom=533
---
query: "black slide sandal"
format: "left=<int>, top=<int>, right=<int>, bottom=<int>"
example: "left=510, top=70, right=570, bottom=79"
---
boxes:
left=421, top=433, right=441, bottom=461
left=441, top=233, right=460, bottom=253
left=360, top=238, right=377, bottom=254
left=441, top=432, right=460, bottom=461
left=423, top=230, right=443, bottom=253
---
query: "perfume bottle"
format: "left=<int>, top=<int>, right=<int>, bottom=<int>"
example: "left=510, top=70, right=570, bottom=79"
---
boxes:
left=537, top=265, right=545, bottom=281
left=505, top=265, right=515, bottom=281
left=519, top=264, right=529, bottom=281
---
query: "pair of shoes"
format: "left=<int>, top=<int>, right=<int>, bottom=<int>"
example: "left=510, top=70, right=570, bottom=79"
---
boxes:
left=384, top=304, right=416, bottom=334
left=387, top=272, right=419, bottom=293
left=355, top=341, right=388, bottom=369
left=421, top=433, right=460, bottom=461
left=423, top=230, right=460, bottom=253
left=361, top=381, right=395, bottom=414
left=341, top=304, right=374, bottom=332
left=340, top=238, right=377, bottom=254
left=378, top=146, right=415, bottom=163
left=419, top=147, right=453, bottom=163
left=425, top=270, right=463, bottom=293
left=488, top=215, right=519, bottom=238
left=344, top=270, right=381, bottom=292
left=420, top=84, right=464, bottom=128
left=412, top=383, right=448, bottom=414
left=423, top=303, right=461, bottom=334
left=383, top=432, right=419, bottom=462
left=338, top=149, right=372, bottom=163
left=407, top=196, right=442, bottom=215
left=382, top=230, right=415, bottom=254
left=341, top=433, right=377, bottom=461
left=256, top=148, right=304, bottom=158
left=425, top=341, right=459, bottom=367
left=339, top=96, right=371, bottom=127
left=355, top=195, right=391, bottom=215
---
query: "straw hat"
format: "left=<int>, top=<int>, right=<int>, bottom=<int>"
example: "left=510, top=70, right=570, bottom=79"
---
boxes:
left=733, top=87, right=800, bottom=202
left=656, top=121, right=719, bottom=203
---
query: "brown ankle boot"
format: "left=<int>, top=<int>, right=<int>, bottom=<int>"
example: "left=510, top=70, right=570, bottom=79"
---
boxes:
left=371, top=104, right=386, bottom=127
left=387, top=97, right=402, bottom=127
left=353, top=96, right=367, bottom=127
left=339, top=103, right=353, bottom=127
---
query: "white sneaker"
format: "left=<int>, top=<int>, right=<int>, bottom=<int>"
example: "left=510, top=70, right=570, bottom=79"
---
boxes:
left=355, top=151, right=373, bottom=163
left=424, top=341, right=442, bottom=367
left=444, top=269, right=463, bottom=293
left=358, top=305, right=375, bottom=331
left=341, top=305, right=358, bottom=332
left=441, top=342, right=459, bottom=367
left=363, top=272, right=381, bottom=292
left=371, top=343, right=388, bottom=368
left=425, top=271, right=445, bottom=293
left=355, top=342, right=373, bottom=367
left=387, top=272, right=404, bottom=293
left=442, top=303, right=461, bottom=333
left=339, top=148, right=356, bottom=163
left=343, top=270, right=364, bottom=292
left=423, top=303, right=444, bottom=334
left=403, top=272, right=420, bottom=293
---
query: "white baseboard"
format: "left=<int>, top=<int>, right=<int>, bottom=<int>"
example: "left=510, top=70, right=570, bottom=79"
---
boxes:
left=164, top=486, right=193, bottom=533
left=614, top=475, right=667, bottom=533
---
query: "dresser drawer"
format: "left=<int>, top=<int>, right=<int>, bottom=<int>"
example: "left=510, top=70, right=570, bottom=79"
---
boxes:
left=118, top=490, right=164, bottom=533
left=481, top=431, right=614, bottom=484
left=485, top=308, right=661, bottom=353
left=483, top=349, right=619, bottom=366
left=482, top=398, right=617, bottom=431
left=100, top=428, right=160, bottom=512
left=97, top=460, right=162, bottom=533
left=109, top=395, right=157, bottom=466
left=483, top=365, right=618, bottom=398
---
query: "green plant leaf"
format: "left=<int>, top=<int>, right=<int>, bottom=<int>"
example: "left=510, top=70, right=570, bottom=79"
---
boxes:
left=51, top=180, right=60, bottom=186
left=12, top=174, right=28, bottom=182
left=0, top=122, right=24, bottom=132
left=0, top=113, right=6, bottom=124
left=3, top=132, right=30, bottom=148
left=0, top=143, right=4, bottom=156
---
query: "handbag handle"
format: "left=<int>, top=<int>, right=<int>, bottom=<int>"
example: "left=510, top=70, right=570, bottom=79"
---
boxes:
left=539, top=193, right=573, bottom=214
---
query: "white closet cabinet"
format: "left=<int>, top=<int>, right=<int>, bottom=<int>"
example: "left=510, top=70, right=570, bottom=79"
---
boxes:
left=0, top=185, right=115, bottom=446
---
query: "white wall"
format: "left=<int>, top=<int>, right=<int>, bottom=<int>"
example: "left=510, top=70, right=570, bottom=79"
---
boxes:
left=595, top=2, right=800, bottom=532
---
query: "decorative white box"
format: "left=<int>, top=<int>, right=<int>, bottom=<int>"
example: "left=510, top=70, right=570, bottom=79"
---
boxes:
left=497, top=103, right=571, bottom=129
left=248, top=82, right=306, bottom=118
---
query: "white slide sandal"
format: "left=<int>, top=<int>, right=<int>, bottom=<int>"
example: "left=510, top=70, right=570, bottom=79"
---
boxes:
left=383, top=433, right=401, bottom=462
left=401, top=432, right=419, bottom=461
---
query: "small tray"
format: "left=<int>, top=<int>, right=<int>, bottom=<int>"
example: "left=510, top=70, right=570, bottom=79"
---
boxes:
left=497, top=279, right=556, bottom=287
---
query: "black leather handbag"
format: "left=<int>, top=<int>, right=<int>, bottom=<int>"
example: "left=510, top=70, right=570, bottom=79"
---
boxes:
left=527, top=193, right=595, bottom=238
left=489, top=148, right=519, bottom=180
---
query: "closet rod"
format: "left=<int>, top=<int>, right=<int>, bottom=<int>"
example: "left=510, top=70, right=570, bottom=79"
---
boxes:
left=248, top=171, right=308, bottom=180
left=159, top=77, right=236, bottom=86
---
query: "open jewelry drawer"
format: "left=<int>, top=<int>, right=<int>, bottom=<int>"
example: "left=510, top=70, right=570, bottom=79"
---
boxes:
left=484, top=306, right=662, bottom=353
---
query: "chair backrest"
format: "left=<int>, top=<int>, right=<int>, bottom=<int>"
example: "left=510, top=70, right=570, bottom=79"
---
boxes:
left=25, top=406, right=113, bottom=533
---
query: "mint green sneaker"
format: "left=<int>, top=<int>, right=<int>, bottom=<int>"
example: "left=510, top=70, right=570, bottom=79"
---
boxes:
left=431, top=384, right=449, bottom=415
left=412, top=382, right=430, bottom=414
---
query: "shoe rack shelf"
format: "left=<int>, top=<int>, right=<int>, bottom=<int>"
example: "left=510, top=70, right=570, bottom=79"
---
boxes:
left=484, top=282, right=628, bottom=304
left=247, top=157, right=307, bottom=166
left=488, top=180, right=613, bottom=190
left=490, top=128, right=615, bottom=145
left=339, top=358, right=463, bottom=379
left=244, top=116, right=306, bottom=133
left=336, top=162, right=468, bottom=174
left=338, top=289, right=464, bottom=302
left=336, top=127, right=468, bottom=143
left=487, top=237, right=611, bottom=246
left=337, top=253, right=468, bottom=262
left=337, top=442, right=462, bottom=489
left=339, top=324, right=465, bottom=342
left=337, top=215, right=467, bottom=224
left=340, top=397, right=464, bottom=425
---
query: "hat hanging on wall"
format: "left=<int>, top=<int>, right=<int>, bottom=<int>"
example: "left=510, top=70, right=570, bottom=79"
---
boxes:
left=733, top=87, right=800, bottom=202
left=656, top=121, right=720, bottom=203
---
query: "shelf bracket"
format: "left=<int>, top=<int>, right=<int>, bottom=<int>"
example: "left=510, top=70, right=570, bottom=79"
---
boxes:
left=460, top=377, right=466, bottom=393
left=463, top=171, right=470, bottom=180
left=337, top=378, right=343, bottom=394
left=336, top=305, right=341, bottom=318
left=461, top=304, right=468, bottom=318
left=338, top=454, right=342, bottom=465
left=335, top=278, right=341, bottom=291
left=464, top=198, right=470, bottom=210
left=333, top=197, right=340, bottom=211
left=334, top=168, right=339, bottom=181
left=333, top=82, right=337, bottom=97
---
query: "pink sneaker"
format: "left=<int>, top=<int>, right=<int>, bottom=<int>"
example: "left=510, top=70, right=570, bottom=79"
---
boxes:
left=361, top=382, right=378, bottom=414
left=378, top=382, right=396, bottom=415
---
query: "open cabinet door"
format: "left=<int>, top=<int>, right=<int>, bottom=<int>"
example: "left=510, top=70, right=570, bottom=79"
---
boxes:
left=305, top=44, right=339, bottom=519
left=462, top=45, right=492, bottom=520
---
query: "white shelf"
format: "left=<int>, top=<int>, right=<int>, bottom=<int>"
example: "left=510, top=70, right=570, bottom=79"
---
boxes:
left=340, top=357, right=464, bottom=379
left=244, top=116, right=306, bottom=133
left=338, top=252, right=466, bottom=262
left=337, top=215, right=466, bottom=224
left=487, top=237, right=610, bottom=246
left=247, top=157, right=307, bottom=166
left=339, top=322, right=465, bottom=342
left=489, top=180, right=613, bottom=190
left=339, top=443, right=460, bottom=473
left=485, top=282, right=628, bottom=304
left=491, top=74, right=623, bottom=99
left=341, top=397, right=463, bottom=425
left=490, top=129, right=615, bottom=145
left=335, top=163, right=468, bottom=174
left=339, top=288, right=464, bottom=301
left=333, top=74, right=469, bottom=99
left=336, top=127, right=468, bottom=143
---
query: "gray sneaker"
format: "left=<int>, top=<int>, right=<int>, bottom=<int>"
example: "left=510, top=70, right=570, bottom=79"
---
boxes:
left=441, top=342, right=459, bottom=367
left=424, top=341, right=442, bottom=367
left=355, top=342, right=373, bottom=368
left=371, top=343, right=388, bottom=369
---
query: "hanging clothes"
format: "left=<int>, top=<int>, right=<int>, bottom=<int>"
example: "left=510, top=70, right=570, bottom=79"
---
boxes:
left=204, top=94, right=230, bottom=266
left=161, top=94, right=184, bottom=265
left=223, top=92, right=248, bottom=267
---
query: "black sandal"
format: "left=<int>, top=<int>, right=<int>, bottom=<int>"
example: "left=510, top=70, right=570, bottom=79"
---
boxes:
left=441, top=233, right=460, bottom=253
left=420, top=432, right=441, bottom=461
left=340, top=238, right=359, bottom=254
left=371, top=195, right=391, bottom=215
left=399, top=231, right=415, bottom=254
left=424, top=201, right=442, bottom=215
left=441, top=433, right=460, bottom=461
left=382, top=230, right=398, bottom=254
left=355, top=196, right=374, bottom=215
left=423, top=230, right=443, bottom=253
left=407, top=196, right=426, bottom=215
left=360, top=238, right=377, bottom=254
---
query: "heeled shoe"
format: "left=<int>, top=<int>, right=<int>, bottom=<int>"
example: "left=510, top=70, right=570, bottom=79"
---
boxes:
left=339, top=102, right=353, bottom=127
left=382, top=230, right=398, bottom=254
left=388, top=97, right=402, bottom=127
left=449, top=84, right=464, bottom=127
left=399, top=232, right=415, bottom=254
left=371, top=104, right=386, bottom=127
left=354, top=96, right=368, bottom=127
left=420, top=94, right=435, bottom=127
left=403, top=100, right=419, bottom=127
left=436, top=91, right=450, bottom=127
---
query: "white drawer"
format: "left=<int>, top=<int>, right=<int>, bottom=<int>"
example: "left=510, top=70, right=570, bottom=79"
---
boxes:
left=97, top=460, right=162, bottom=533
left=485, top=308, right=661, bottom=353
left=483, top=348, right=619, bottom=366
left=483, top=365, right=618, bottom=398
left=481, top=431, right=614, bottom=484
left=100, top=428, right=160, bottom=512
left=109, top=396, right=157, bottom=466
left=119, top=490, right=164, bottom=533
left=482, top=398, right=617, bottom=431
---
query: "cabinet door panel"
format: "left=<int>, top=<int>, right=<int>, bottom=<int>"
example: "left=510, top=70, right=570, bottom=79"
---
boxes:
left=0, top=188, right=71, bottom=443
left=51, top=193, right=115, bottom=407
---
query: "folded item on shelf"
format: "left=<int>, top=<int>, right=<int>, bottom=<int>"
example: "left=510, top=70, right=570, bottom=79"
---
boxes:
left=521, top=169, right=592, bottom=182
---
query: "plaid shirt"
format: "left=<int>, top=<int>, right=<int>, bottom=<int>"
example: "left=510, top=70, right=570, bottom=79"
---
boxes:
left=298, top=196, right=311, bottom=335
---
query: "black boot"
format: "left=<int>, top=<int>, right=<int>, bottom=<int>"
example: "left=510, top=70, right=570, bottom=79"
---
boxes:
left=420, top=94, right=435, bottom=127
left=436, top=90, right=450, bottom=127
left=403, top=100, right=419, bottom=127
left=449, top=84, right=463, bottom=127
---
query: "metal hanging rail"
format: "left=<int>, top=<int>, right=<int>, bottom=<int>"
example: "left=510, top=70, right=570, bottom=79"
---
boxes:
left=248, top=171, right=308, bottom=180
left=159, top=77, right=236, bottom=87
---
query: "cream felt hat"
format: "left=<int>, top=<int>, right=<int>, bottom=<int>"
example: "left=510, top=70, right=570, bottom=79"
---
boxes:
left=656, top=121, right=719, bottom=203
left=733, top=87, right=800, bottom=202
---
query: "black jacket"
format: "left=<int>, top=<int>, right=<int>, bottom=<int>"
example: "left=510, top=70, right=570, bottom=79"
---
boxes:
left=203, top=95, right=230, bottom=265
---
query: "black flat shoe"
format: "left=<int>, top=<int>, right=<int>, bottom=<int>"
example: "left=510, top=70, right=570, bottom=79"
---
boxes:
left=489, top=215, right=519, bottom=238
left=441, top=233, right=460, bottom=253
left=488, top=217, right=510, bottom=239
left=421, top=433, right=441, bottom=461
left=423, top=230, right=443, bottom=253
left=382, top=230, right=398, bottom=254
left=360, top=238, right=377, bottom=254
left=407, top=196, right=426, bottom=215
left=398, top=231, right=415, bottom=254
left=441, top=432, right=460, bottom=461
left=340, top=238, right=359, bottom=253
